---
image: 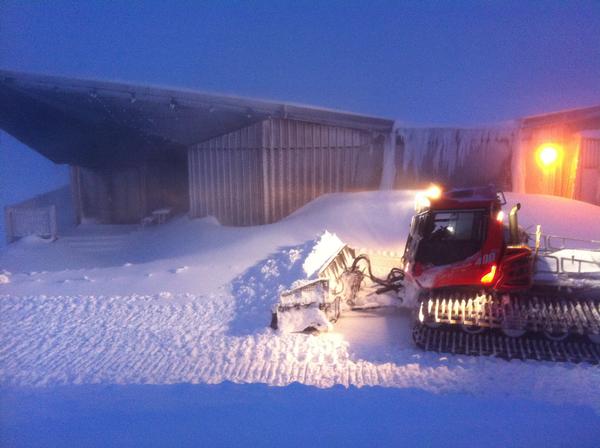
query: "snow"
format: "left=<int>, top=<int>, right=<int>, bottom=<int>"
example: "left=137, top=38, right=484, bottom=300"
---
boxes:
left=276, top=304, right=332, bottom=333
left=548, top=249, right=600, bottom=273
left=1, top=189, right=600, bottom=444
left=302, top=231, right=345, bottom=278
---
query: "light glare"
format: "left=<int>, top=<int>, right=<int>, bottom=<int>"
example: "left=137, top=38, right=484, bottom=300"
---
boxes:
left=426, top=184, right=442, bottom=199
left=537, top=144, right=561, bottom=168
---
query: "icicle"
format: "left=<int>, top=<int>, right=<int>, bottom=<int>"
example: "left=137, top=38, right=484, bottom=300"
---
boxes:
left=379, top=121, right=400, bottom=190
left=399, top=125, right=518, bottom=181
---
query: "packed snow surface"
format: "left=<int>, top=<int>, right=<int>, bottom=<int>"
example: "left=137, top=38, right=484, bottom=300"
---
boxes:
left=1, top=190, right=600, bottom=416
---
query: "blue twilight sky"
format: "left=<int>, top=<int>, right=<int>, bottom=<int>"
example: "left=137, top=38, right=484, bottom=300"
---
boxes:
left=1, top=0, right=600, bottom=209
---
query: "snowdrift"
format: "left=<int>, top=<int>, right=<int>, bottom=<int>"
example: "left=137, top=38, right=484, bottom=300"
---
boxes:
left=1, top=190, right=600, bottom=414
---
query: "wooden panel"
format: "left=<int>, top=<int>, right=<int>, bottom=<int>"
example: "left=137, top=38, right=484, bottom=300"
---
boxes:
left=110, top=168, right=144, bottom=224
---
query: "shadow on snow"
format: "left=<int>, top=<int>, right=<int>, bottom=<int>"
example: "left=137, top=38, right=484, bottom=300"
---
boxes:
left=228, top=239, right=316, bottom=336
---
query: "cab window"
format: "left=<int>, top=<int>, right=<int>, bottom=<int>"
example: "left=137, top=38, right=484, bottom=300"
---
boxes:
left=415, top=209, right=487, bottom=266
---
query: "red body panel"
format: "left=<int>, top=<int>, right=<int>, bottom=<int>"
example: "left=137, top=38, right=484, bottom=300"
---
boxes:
left=405, top=187, right=533, bottom=293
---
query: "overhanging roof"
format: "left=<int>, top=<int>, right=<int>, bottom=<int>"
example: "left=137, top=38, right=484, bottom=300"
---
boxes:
left=0, top=69, right=394, bottom=168
left=521, top=105, right=600, bottom=130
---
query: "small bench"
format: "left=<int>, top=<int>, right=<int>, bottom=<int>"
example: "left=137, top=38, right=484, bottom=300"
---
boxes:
left=152, top=208, right=172, bottom=225
left=141, top=208, right=172, bottom=227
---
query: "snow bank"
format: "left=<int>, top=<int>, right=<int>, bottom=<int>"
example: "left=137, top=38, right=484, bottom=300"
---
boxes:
left=1, top=190, right=600, bottom=414
left=17, top=235, right=54, bottom=245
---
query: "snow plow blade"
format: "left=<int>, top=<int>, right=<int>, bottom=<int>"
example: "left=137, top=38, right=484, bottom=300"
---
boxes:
left=271, top=242, right=362, bottom=333
left=270, top=232, right=405, bottom=333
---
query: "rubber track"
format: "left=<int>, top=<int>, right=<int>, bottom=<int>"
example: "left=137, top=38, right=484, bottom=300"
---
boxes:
left=418, top=294, right=600, bottom=337
left=412, top=323, right=600, bottom=364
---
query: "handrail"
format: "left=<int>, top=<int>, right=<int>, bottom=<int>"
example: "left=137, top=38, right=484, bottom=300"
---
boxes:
left=528, top=232, right=600, bottom=253
left=547, top=235, right=600, bottom=251
left=535, top=254, right=600, bottom=275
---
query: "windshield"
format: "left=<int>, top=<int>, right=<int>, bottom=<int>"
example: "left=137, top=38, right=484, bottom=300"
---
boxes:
left=415, top=209, right=487, bottom=266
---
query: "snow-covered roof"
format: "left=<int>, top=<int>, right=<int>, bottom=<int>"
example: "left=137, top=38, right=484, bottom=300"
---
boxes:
left=0, top=69, right=394, bottom=168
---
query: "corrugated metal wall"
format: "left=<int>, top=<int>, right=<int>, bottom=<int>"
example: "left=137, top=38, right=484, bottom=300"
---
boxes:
left=73, top=158, right=189, bottom=224
left=188, top=118, right=384, bottom=226
left=262, top=118, right=381, bottom=222
left=3, top=187, right=74, bottom=243
left=188, top=122, right=265, bottom=226
left=576, top=137, right=600, bottom=205
left=518, top=125, right=581, bottom=199
left=77, top=167, right=113, bottom=223
left=580, top=137, right=600, bottom=169
left=76, top=167, right=146, bottom=224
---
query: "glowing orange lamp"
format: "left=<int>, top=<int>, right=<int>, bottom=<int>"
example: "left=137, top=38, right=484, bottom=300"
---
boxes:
left=536, top=143, right=561, bottom=168
left=426, top=184, right=442, bottom=199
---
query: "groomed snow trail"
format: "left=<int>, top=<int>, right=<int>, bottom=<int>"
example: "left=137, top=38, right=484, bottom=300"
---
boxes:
left=2, top=191, right=600, bottom=413
left=2, top=292, right=599, bottom=412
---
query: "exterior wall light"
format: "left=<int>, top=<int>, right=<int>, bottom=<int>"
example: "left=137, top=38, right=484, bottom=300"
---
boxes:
left=536, top=143, right=561, bottom=168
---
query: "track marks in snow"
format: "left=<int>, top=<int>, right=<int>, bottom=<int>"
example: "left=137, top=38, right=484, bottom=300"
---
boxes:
left=1, top=293, right=600, bottom=412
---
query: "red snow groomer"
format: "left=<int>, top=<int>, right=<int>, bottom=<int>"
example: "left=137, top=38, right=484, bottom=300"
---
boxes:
left=406, top=185, right=532, bottom=294
left=408, top=185, right=600, bottom=363
left=273, top=185, right=600, bottom=364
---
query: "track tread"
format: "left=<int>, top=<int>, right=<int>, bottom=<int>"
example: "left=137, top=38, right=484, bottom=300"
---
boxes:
left=413, top=323, right=600, bottom=364
left=415, top=291, right=600, bottom=364
left=418, top=293, right=600, bottom=339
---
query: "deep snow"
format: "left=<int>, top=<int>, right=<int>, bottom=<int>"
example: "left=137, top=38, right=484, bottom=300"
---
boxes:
left=1, top=190, right=600, bottom=445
